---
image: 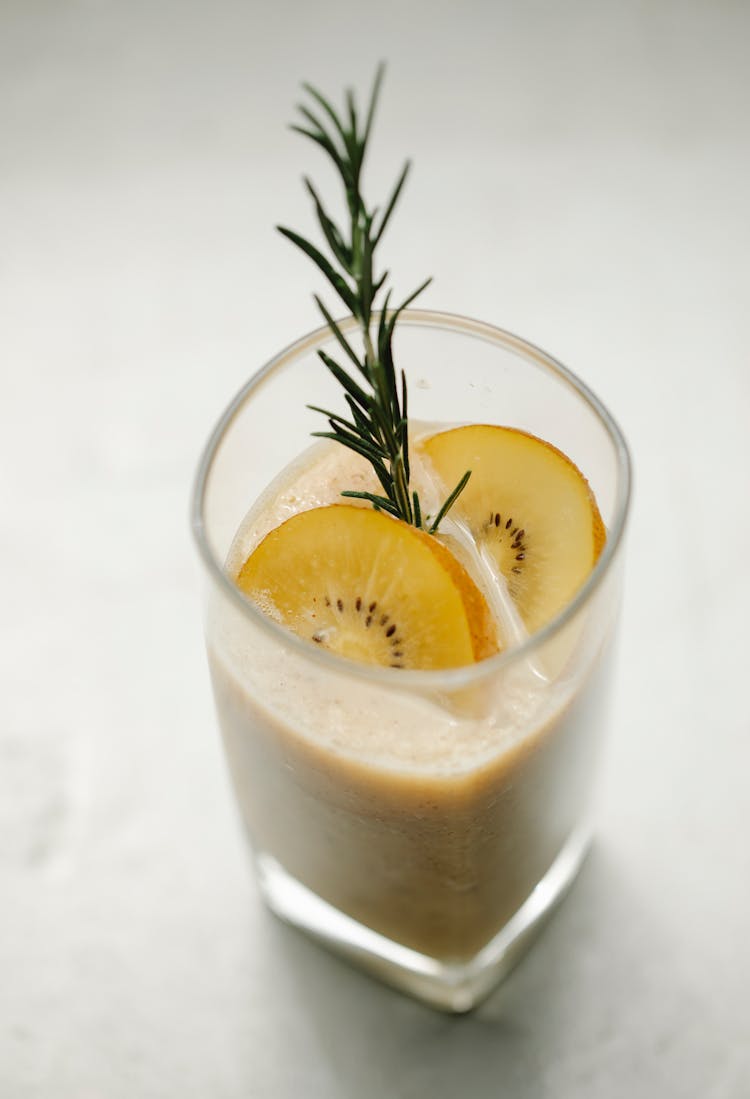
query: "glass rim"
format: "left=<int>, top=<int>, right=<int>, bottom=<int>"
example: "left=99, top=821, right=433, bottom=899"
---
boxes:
left=190, top=309, right=632, bottom=689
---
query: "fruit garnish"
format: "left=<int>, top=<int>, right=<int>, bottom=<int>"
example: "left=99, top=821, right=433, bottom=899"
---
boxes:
left=236, top=505, right=498, bottom=670
left=421, top=425, right=605, bottom=634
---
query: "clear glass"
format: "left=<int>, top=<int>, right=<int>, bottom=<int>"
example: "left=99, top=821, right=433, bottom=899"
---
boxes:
left=191, top=310, right=631, bottom=1012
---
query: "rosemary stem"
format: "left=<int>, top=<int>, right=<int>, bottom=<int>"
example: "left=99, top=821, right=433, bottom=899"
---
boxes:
left=280, top=68, right=470, bottom=533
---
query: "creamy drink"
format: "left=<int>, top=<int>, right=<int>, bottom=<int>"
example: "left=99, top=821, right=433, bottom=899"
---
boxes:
left=206, top=436, right=616, bottom=964
left=210, top=642, right=609, bottom=962
left=192, top=70, right=630, bottom=1009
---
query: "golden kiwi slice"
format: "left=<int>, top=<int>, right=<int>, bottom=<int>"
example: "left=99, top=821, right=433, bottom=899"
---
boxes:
left=421, top=425, right=605, bottom=634
left=236, top=504, right=498, bottom=669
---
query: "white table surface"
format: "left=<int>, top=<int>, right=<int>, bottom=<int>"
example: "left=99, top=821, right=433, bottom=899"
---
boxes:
left=2, top=2, right=749, bottom=1096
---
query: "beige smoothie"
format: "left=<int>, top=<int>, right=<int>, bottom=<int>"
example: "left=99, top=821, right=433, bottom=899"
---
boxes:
left=207, top=440, right=614, bottom=962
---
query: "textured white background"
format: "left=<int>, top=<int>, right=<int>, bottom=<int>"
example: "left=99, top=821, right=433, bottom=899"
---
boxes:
left=2, top=2, right=749, bottom=1096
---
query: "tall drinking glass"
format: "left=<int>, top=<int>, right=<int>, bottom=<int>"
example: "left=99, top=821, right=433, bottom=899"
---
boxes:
left=191, top=310, right=631, bottom=1012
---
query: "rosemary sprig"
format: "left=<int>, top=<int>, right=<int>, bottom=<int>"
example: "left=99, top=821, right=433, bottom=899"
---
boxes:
left=277, top=65, right=469, bottom=534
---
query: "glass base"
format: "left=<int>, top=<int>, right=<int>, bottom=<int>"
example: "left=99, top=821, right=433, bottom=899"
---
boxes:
left=255, top=827, right=591, bottom=1013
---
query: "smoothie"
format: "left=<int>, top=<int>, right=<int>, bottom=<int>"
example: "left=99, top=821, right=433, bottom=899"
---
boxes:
left=207, top=439, right=614, bottom=961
